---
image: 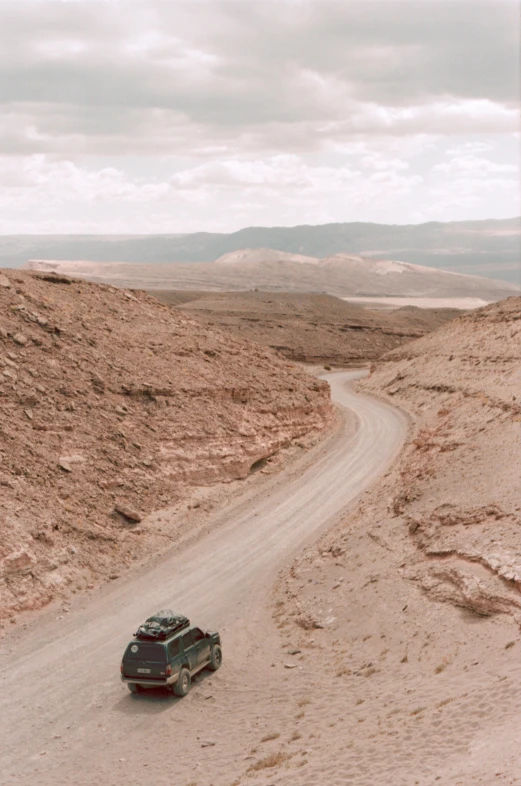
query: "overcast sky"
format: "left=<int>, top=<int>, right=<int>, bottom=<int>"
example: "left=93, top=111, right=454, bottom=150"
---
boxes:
left=0, top=0, right=519, bottom=234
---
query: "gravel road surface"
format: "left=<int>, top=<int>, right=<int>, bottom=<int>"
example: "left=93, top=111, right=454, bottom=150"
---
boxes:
left=0, top=370, right=408, bottom=785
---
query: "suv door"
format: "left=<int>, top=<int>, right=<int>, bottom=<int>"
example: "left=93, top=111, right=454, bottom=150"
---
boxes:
left=180, top=631, right=198, bottom=672
left=191, top=627, right=211, bottom=666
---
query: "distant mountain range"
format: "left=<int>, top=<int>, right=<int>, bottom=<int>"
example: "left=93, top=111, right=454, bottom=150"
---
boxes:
left=2, top=216, right=520, bottom=284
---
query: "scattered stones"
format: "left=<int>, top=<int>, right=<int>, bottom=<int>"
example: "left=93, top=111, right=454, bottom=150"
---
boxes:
left=12, top=333, right=28, bottom=346
left=59, top=454, right=86, bottom=466
left=114, top=503, right=143, bottom=524
left=2, top=549, right=36, bottom=576
left=0, top=274, right=11, bottom=288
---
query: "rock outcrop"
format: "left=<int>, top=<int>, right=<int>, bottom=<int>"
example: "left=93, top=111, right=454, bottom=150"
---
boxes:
left=0, top=270, right=333, bottom=621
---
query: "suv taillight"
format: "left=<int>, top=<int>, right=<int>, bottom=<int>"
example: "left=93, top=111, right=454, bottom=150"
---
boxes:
left=120, top=662, right=124, bottom=674
left=166, top=664, right=172, bottom=676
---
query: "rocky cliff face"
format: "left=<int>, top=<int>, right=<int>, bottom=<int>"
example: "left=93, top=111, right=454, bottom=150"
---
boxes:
left=0, top=270, right=332, bottom=621
left=361, top=296, right=521, bottom=622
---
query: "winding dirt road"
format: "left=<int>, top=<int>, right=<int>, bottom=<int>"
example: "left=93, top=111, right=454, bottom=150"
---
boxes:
left=0, top=371, right=408, bottom=785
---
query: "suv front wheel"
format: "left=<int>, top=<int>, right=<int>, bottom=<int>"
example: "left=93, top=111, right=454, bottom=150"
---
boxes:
left=173, top=668, right=191, bottom=697
left=208, top=644, right=222, bottom=671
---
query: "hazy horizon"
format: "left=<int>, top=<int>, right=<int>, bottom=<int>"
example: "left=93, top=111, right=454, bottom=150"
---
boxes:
left=0, top=214, right=520, bottom=238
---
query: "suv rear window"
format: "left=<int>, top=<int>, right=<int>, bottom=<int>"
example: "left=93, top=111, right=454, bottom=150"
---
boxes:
left=168, top=639, right=180, bottom=657
left=180, top=631, right=193, bottom=650
left=124, top=643, right=167, bottom=662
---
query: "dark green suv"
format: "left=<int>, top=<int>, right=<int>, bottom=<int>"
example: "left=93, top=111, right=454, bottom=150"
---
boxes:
left=120, top=611, right=222, bottom=696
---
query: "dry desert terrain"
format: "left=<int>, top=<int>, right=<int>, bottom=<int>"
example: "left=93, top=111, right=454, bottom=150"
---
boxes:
left=150, top=289, right=463, bottom=365
left=0, top=269, right=332, bottom=622
left=1, top=266, right=520, bottom=785
left=25, top=251, right=519, bottom=302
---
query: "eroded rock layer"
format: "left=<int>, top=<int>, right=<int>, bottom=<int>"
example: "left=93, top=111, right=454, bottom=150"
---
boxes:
left=362, top=296, right=521, bottom=621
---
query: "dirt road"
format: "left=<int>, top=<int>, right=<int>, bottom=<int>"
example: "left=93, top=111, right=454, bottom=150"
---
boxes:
left=0, top=371, right=408, bottom=785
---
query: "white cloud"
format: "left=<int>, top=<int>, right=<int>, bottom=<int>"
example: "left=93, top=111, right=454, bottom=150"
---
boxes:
left=433, top=156, right=518, bottom=177
left=0, top=0, right=518, bottom=231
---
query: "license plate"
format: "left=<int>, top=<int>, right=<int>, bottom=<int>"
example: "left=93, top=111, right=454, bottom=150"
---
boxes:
left=137, top=668, right=151, bottom=674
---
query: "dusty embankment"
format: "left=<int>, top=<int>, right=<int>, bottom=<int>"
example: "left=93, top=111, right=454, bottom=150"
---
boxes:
left=362, top=295, right=521, bottom=621
left=150, top=289, right=462, bottom=366
left=270, top=297, right=521, bottom=785
left=0, top=270, right=332, bottom=623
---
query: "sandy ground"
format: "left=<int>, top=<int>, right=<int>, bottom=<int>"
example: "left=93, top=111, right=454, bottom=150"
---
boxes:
left=342, top=296, right=490, bottom=310
left=0, top=371, right=407, bottom=786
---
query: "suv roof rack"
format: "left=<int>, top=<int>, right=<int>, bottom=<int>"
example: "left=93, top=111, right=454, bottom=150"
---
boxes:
left=134, top=610, right=190, bottom=641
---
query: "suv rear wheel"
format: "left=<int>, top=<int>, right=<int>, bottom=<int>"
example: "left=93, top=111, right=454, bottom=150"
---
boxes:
left=128, top=683, right=141, bottom=694
left=173, top=668, right=191, bottom=697
left=208, top=644, right=222, bottom=671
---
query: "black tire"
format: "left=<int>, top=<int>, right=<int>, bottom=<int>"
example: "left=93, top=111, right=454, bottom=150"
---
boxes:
left=128, top=683, right=140, bottom=694
left=208, top=644, right=222, bottom=672
left=173, top=668, right=191, bottom=697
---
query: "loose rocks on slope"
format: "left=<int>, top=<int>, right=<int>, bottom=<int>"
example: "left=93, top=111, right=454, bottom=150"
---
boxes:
left=0, top=270, right=333, bottom=621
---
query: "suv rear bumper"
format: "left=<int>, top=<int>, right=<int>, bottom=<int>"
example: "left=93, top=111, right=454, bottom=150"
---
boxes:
left=121, top=673, right=177, bottom=687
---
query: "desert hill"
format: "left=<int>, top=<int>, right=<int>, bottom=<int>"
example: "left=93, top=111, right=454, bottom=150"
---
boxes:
left=150, top=289, right=463, bottom=365
left=214, top=248, right=320, bottom=265
left=3, top=216, right=521, bottom=283
left=25, top=252, right=518, bottom=302
left=0, top=269, right=332, bottom=621
left=268, top=295, right=521, bottom=783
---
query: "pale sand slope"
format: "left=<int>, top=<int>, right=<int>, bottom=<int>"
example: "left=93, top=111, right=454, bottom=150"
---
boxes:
left=342, top=296, right=490, bottom=310
left=25, top=253, right=519, bottom=301
left=270, top=297, right=521, bottom=785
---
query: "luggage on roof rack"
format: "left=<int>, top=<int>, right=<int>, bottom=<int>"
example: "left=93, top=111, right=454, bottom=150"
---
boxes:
left=135, top=609, right=190, bottom=641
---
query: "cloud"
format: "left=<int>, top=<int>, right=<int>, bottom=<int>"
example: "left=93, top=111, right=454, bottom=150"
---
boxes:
left=0, top=0, right=518, bottom=156
left=0, top=0, right=518, bottom=231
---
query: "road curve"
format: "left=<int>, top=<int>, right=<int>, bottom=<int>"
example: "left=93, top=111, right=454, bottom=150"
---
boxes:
left=0, top=371, right=408, bottom=783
